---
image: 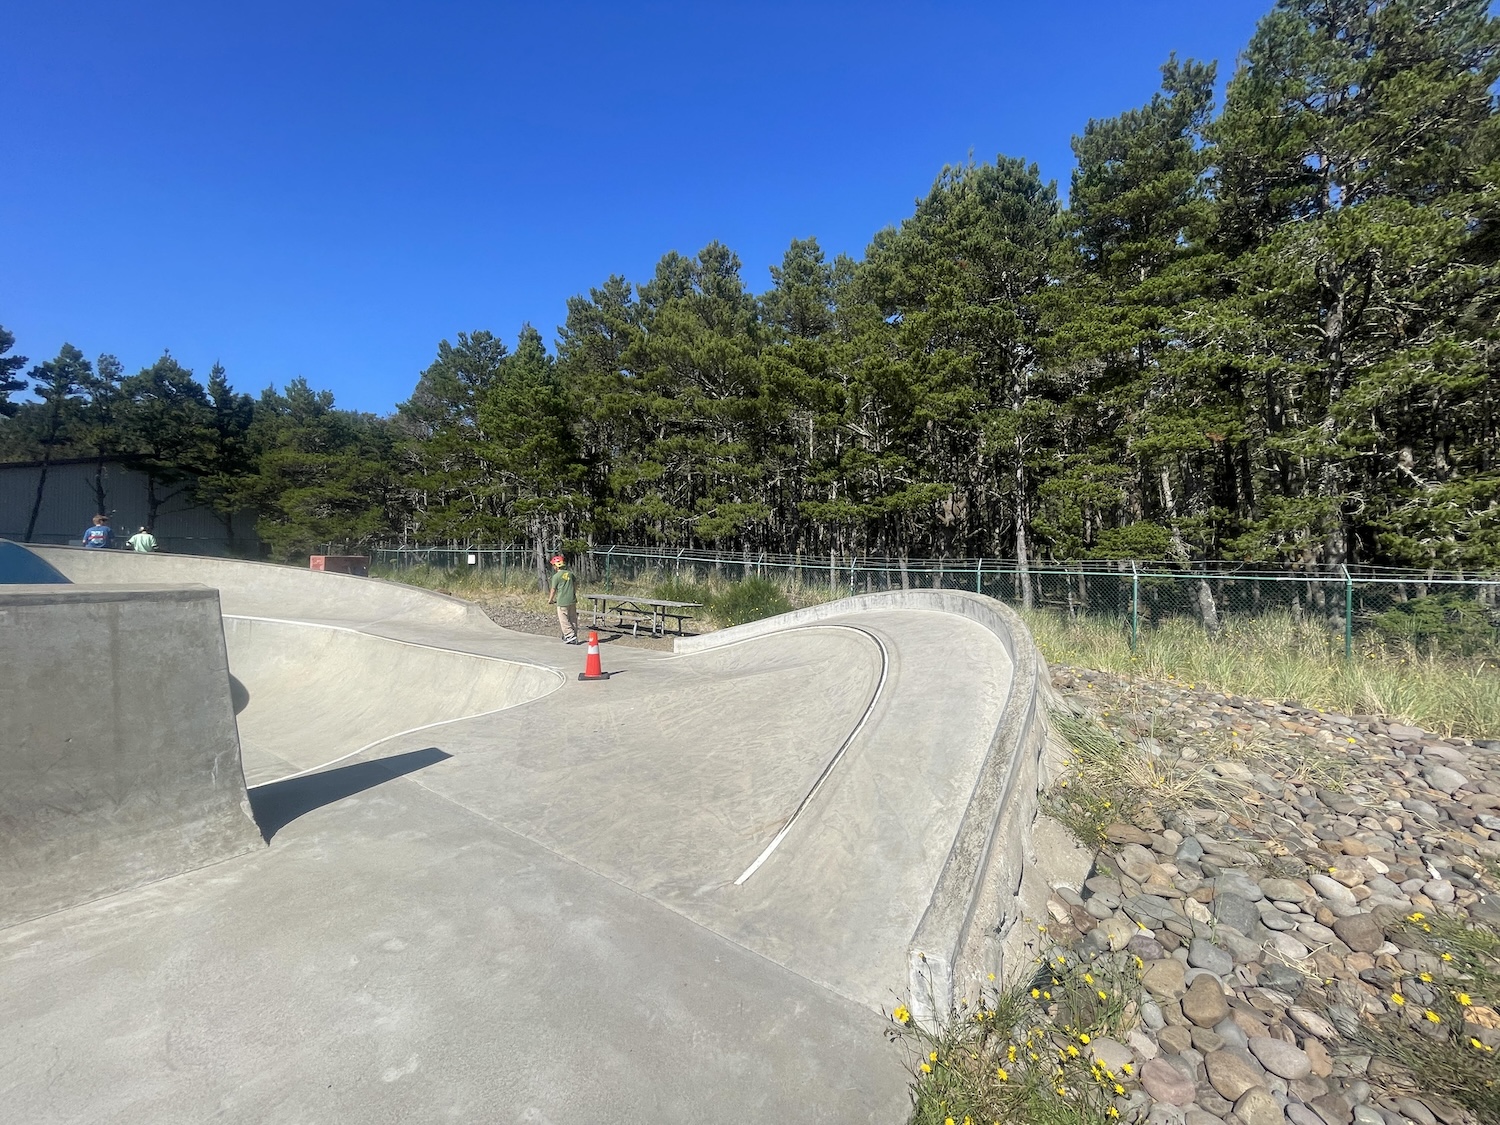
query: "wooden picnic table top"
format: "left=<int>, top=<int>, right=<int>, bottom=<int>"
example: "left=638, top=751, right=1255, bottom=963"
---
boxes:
left=584, top=594, right=704, bottom=610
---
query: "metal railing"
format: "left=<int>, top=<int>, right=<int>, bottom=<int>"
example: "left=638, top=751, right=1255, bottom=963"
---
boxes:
left=369, top=544, right=1500, bottom=659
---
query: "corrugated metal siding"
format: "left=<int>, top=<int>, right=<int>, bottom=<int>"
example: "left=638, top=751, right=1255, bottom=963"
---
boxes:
left=0, top=461, right=261, bottom=555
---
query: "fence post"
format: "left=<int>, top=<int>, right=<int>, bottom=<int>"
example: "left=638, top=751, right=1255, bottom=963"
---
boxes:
left=1130, top=561, right=1140, bottom=654
left=1341, top=564, right=1353, bottom=662
left=975, top=559, right=982, bottom=595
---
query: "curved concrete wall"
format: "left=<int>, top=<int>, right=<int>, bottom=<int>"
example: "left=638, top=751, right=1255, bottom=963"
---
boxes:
left=27, top=547, right=564, bottom=783
left=225, top=616, right=563, bottom=782
left=29, top=546, right=492, bottom=631
left=679, top=590, right=1088, bottom=1026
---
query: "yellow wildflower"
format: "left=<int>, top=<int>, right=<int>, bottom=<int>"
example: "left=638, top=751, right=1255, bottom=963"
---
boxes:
left=1442, top=953, right=1453, bottom=962
left=1098, top=990, right=1108, bottom=1000
left=892, top=1005, right=910, bottom=1024
left=1083, top=972, right=1094, bottom=985
left=920, top=1062, right=932, bottom=1074
left=1067, top=1044, right=1080, bottom=1058
left=1079, top=1033, right=1091, bottom=1045
left=1425, top=1010, right=1441, bottom=1024
left=1458, top=993, right=1473, bottom=1007
left=1408, top=911, right=1426, bottom=922
left=996, top=1066, right=1009, bottom=1081
left=1391, top=993, right=1406, bottom=1006
left=1122, top=1063, right=1133, bottom=1075
left=1031, top=988, right=1040, bottom=998
left=1419, top=972, right=1432, bottom=983
left=1114, top=1083, right=1126, bottom=1095
left=930, top=1050, right=939, bottom=1062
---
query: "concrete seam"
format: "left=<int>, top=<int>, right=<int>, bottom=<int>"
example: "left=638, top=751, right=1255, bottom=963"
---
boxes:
left=384, top=767, right=893, bottom=1020
left=733, top=624, right=889, bottom=885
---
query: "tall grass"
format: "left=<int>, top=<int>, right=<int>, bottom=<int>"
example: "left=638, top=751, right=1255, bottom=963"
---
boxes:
left=371, top=561, right=552, bottom=605
left=1025, top=610, right=1500, bottom=738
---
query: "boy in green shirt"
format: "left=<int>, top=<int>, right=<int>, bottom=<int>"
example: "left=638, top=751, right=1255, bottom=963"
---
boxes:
left=546, top=554, right=579, bottom=644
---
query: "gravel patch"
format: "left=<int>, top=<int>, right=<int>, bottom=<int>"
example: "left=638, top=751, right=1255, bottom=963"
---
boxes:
left=1036, top=666, right=1500, bottom=1125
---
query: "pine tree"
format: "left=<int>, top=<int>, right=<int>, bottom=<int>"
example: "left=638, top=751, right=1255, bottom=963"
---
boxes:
left=396, top=331, right=509, bottom=543
left=0, top=326, right=26, bottom=419
left=1208, top=0, right=1500, bottom=566
left=21, top=344, right=91, bottom=540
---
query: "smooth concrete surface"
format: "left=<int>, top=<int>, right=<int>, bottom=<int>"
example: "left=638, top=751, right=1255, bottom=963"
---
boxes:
left=0, top=583, right=261, bottom=928
left=1, top=545, right=1065, bottom=1122
left=0, top=771, right=909, bottom=1124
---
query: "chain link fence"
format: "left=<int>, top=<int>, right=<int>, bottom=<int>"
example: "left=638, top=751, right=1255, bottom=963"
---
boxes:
left=369, top=544, right=1500, bottom=660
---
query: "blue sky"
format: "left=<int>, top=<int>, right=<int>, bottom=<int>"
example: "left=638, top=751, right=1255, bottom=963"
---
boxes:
left=4, top=1, right=1269, bottom=414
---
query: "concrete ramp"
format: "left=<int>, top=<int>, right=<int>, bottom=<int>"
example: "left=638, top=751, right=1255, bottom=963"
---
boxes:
left=30, top=544, right=494, bottom=631
left=0, top=583, right=262, bottom=928
left=224, top=616, right=563, bottom=784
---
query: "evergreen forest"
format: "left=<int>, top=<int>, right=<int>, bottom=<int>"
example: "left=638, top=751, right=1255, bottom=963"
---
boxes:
left=4, top=0, right=1498, bottom=569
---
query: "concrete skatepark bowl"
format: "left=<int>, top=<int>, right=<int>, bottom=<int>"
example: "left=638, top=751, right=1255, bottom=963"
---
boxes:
left=0, top=543, right=1084, bottom=1123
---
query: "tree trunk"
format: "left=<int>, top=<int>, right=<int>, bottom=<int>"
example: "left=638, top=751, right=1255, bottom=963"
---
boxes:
left=24, top=453, right=53, bottom=542
left=90, top=456, right=108, bottom=516
left=1014, top=458, right=1033, bottom=610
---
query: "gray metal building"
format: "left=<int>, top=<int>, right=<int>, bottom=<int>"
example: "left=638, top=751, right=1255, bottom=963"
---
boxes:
left=0, top=457, right=261, bottom=555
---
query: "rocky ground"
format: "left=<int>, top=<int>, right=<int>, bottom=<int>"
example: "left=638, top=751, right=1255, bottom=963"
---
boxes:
left=1040, top=666, right=1500, bottom=1125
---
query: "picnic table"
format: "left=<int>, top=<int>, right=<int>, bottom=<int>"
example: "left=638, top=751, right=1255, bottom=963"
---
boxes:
left=584, top=593, right=703, bottom=638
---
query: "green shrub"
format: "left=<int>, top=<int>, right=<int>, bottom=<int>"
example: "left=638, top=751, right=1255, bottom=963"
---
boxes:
left=710, top=577, right=793, bottom=627
left=651, top=576, right=712, bottom=605
left=1372, top=593, right=1498, bottom=656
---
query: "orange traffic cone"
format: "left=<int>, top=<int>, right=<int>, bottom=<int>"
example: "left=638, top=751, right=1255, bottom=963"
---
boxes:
left=578, top=630, right=611, bottom=681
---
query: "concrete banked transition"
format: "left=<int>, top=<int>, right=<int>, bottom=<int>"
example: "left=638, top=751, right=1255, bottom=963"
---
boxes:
left=0, top=543, right=1083, bottom=1124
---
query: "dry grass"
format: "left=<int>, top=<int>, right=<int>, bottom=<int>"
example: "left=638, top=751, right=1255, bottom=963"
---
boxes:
left=1044, top=710, right=1222, bottom=849
left=1025, top=611, right=1500, bottom=738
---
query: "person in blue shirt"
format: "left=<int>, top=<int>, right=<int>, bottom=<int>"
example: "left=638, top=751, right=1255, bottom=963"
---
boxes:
left=81, top=515, right=114, bottom=549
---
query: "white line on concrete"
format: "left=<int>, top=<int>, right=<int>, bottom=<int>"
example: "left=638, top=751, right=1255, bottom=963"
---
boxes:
left=733, top=624, right=890, bottom=886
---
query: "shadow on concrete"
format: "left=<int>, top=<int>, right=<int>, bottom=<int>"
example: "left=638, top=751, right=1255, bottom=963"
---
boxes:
left=229, top=674, right=250, bottom=714
left=248, top=747, right=452, bottom=842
